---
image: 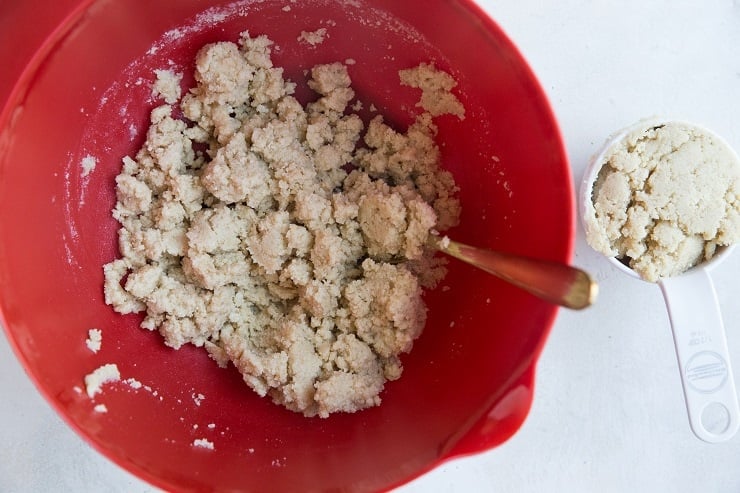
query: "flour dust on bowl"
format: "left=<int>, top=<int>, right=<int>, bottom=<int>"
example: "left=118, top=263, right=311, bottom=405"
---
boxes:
left=580, top=119, right=740, bottom=443
left=0, top=0, right=573, bottom=491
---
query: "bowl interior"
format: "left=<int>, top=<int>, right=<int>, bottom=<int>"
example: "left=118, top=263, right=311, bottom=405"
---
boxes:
left=0, top=0, right=573, bottom=491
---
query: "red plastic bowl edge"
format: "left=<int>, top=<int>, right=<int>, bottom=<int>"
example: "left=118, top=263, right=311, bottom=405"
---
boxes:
left=0, top=0, right=575, bottom=491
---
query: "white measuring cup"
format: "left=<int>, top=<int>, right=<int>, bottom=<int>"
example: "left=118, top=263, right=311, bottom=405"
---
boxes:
left=580, top=119, right=740, bottom=443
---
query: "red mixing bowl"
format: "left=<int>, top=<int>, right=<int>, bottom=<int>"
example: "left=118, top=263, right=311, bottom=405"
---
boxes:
left=0, top=0, right=573, bottom=491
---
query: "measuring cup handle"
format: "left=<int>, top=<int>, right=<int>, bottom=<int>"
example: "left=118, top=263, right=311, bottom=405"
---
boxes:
left=660, top=268, right=739, bottom=442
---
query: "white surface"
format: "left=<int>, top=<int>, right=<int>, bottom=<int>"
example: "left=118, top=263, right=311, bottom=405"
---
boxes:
left=3, top=0, right=740, bottom=491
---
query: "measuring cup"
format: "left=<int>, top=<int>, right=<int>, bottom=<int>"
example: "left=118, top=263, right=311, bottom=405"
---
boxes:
left=580, top=119, right=740, bottom=443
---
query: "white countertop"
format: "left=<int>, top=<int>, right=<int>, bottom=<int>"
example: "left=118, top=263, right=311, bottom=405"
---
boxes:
left=3, top=0, right=740, bottom=491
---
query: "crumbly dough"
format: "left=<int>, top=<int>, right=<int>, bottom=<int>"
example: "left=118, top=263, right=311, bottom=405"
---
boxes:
left=297, top=28, right=327, bottom=47
left=399, top=63, right=465, bottom=119
left=152, top=69, right=183, bottom=104
left=81, top=155, right=97, bottom=177
left=84, top=363, right=120, bottom=398
left=86, top=328, right=102, bottom=353
left=104, top=32, right=462, bottom=417
left=584, top=122, right=740, bottom=281
left=192, top=438, right=215, bottom=450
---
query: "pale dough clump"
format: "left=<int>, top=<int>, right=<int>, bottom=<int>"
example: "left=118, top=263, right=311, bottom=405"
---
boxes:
left=584, top=122, right=740, bottom=282
left=399, top=62, right=465, bottom=119
left=84, top=363, right=121, bottom=398
left=192, top=438, right=215, bottom=450
left=152, top=69, right=183, bottom=104
left=103, top=32, right=463, bottom=417
left=81, top=155, right=97, bottom=177
left=86, top=328, right=102, bottom=353
left=297, top=28, right=328, bottom=47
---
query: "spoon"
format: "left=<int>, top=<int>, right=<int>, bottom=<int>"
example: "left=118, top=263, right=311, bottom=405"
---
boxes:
left=437, top=237, right=597, bottom=310
left=580, top=118, right=740, bottom=443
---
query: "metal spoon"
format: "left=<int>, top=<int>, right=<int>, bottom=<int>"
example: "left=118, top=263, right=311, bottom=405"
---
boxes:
left=437, top=237, right=597, bottom=310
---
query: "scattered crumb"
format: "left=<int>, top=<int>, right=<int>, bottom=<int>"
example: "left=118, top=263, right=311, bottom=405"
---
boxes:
left=193, top=393, right=205, bottom=406
left=81, top=155, right=97, bottom=177
left=86, top=328, right=102, bottom=353
left=94, top=404, right=108, bottom=413
left=84, top=363, right=121, bottom=398
left=584, top=121, right=740, bottom=281
left=192, top=438, right=215, bottom=450
left=282, top=5, right=291, bottom=11
left=152, top=69, right=183, bottom=104
left=124, top=377, right=143, bottom=390
left=207, top=423, right=216, bottom=429
left=369, top=103, right=377, bottom=112
left=345, top=58, right=356, bottom=65
left=399, top=63, right=465, bottom=119
left=351, top=100, right=363, bottom=111
left=298, top=27, right=328, bottom=46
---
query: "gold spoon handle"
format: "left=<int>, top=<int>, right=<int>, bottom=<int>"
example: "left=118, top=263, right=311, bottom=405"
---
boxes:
left=439, top=239, right=597, bottom=310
